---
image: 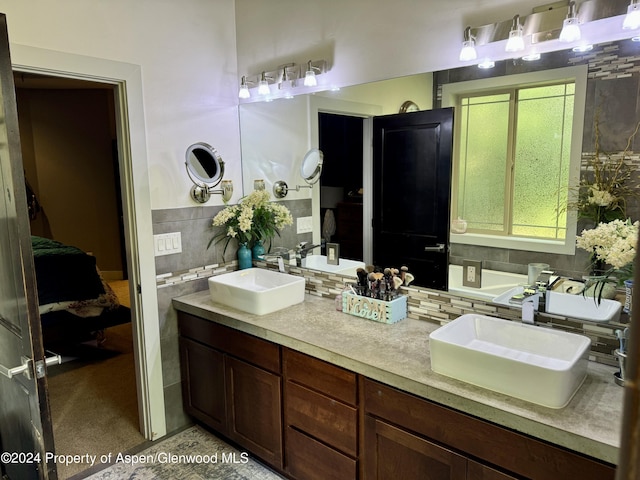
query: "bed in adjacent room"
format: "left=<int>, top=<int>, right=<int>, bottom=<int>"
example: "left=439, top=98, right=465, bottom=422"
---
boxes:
left=31, top=235, right=131, bottom=347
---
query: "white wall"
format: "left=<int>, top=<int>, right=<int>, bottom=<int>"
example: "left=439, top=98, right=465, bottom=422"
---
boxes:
left=0, top=0, right=242, bottom=210
left=235, top=0, right=554, bottom=90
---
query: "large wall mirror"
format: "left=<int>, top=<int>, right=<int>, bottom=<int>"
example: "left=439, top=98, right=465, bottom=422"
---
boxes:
left=239, top=38, right=640, bottom=304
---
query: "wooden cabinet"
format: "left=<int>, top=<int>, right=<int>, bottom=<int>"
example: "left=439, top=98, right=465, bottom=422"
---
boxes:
left=226, top=356, right=282, bottom=467
left=178, top=310, right=615, bottom=480
left=467, top=461, right=519, bottom=480
left=364, top=415, right=467, bottom=480
left=179, top=336, right=226, bottom=432
left=283, top=348, right=358, bottom=480
left=178, top=312, right=282, bottom=469
left=362, top=378, right=615, bottom=480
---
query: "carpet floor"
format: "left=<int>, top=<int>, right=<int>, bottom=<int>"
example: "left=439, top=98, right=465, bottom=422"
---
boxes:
left=48, top=279, right=144, bottom=479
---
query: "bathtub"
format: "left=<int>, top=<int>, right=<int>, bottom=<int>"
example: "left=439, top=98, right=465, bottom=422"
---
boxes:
left=448, top=264, right=527, bottom=301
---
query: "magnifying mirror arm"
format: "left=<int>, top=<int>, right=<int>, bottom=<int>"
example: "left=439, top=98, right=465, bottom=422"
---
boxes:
left=186, top=162, right=233, bottom=204
left=273, top=180, right=314, bottom=199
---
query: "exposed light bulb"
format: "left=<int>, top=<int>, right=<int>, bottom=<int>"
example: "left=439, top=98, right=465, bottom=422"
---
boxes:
left=623, top=2, right=640, bottom=30
left=572, top=44, right=593, bottom=53
left=238, top=76, right=250, bottom=99
left=258, top=80, right=270, bottom=95
left=258, top=72, right=270, bottom=95
left=559, top=1, right=581, bottom=43
left=459, top=27, right=477, bottom=61
left=505, top=15, right=525, bottom=53
left=522, top=52, right=541, bottom=61
left=478, top=58, right=495, bottom=69
left=303, top=61, right=317, bottom=87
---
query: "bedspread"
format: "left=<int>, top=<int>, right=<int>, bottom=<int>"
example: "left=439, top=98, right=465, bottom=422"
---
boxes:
left=32, top=236, right=120, bottom=317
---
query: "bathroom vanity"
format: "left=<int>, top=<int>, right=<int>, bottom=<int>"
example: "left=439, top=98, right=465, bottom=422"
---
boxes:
left=173, top=292, right=620, bottom=480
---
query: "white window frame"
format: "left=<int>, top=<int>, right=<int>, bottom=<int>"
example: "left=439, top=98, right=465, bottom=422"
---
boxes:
left=442, top=65, right=587, bottom=255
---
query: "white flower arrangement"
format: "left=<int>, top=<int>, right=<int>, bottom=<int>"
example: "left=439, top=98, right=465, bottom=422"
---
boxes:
left=576, top=218, right=638, bottom=280
left=209, top=190, right=293, bottom=254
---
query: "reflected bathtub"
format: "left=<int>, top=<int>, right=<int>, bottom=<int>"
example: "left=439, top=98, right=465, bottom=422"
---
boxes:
left=448, top=264, right=527, bottom=301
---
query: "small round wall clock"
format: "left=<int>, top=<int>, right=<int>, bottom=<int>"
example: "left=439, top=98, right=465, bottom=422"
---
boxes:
left=399, top=100, right=419, bottom=113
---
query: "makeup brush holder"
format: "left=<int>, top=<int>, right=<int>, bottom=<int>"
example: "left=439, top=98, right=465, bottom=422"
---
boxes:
left=342, top=292, right=407, bottom=324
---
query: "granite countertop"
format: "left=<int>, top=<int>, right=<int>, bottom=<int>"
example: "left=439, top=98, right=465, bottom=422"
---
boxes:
left=172, top=291, right=623, bottom=465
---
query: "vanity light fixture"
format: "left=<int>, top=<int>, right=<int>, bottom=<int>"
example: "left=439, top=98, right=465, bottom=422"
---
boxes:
left=623, top=0, right=640, bottom=30
left=258, top=71, right=272, bottom=96
left=238, top=76, right=251, bottom=99
left=559, top=0, right=581, bottom=43
left=238, top=60, right=329, bottom=101
left=459, top=26, right=477, bottom=61
left=505, top=14, right=525, bottom=52
left=278, top=64, right=297, bottom=99
left=572, top=44, right=593, bottom=53
left=522, top=52, right=541, bottom=61
left=303, top=60, right=319, bottom=87
left=478, top=58, right=495, bottom=69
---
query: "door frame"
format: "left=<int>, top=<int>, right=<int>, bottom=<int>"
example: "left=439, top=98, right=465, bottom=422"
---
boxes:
left=10, top=44, right=166, bottom=441
left=308, top=95, right=381, bottom=264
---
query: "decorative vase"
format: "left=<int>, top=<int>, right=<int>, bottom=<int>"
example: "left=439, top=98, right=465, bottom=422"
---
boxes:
left=237, top=243, right=252, bottom=270
left=583, top=274, right=617, bottom=300
left=252, top=240, right=265, bottom=260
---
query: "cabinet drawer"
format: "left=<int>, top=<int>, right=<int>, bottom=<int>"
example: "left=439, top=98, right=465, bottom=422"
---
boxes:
left=178, top=312, right=280, bottom=373
left=363, top=379, right=614, bottom=480
left=285, top=381, right=357, bottom=457
left=284, top=348, right=356, bottom=405
left=286, top=427, right=357, bottom=480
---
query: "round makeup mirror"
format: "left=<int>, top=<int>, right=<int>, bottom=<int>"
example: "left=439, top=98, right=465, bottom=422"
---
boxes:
left=185, top=142, right=232, bottom=203
left=273, top=148, right=324, bottom=198
left=300, top=148, right=323, bottom=185
left=185, top=142, right=224, bottom=185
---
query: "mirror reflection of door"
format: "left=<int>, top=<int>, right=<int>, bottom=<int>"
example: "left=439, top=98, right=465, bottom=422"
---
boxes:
left=372, top=108, right=454, bottom=290
left=318, top=113, right=364, bottom=260
left=0, top=13, right=57, bottom=479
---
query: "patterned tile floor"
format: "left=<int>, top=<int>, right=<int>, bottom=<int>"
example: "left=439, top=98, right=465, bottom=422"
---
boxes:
left=81, top=426, right=285, bottom=480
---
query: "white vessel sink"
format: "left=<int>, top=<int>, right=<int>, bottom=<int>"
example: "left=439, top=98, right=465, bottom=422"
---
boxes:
left=301, top=255, right=365, bottom=277
left=493, top=286, right=622, bottom=323
left=208, top=268, right=305, bottom=315
left=429, top=314, right=591, bottom=408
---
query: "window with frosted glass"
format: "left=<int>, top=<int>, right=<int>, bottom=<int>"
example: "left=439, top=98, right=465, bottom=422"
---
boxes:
left=455, top=82, right=574, bottom=240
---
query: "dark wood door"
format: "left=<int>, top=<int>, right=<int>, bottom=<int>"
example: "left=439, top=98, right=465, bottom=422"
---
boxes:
left=226, top=355, right=283, bottom=469
left=364, top=415, right=467, bottom=480
left=179, top=337, right=226, bottom=433
left=0, top=14, right=57, bottom=479
left=372, top=108, right=453, bottom=290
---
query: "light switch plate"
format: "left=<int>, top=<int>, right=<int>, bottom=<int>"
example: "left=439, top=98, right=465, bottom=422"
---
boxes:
left=154, top=232, right=182, bottom=256
left=297, top=216, right=313, bottom=234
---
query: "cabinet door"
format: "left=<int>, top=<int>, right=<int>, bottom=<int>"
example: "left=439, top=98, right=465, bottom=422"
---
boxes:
left=364, top=415, right=466, bottom=480
left=468, top=460, right=519, bottom=480
left=226, top=355, right=283, bottom=469
left=179, top=337, right=226, bottom=433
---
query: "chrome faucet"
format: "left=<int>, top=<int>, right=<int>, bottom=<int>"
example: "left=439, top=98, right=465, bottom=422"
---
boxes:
left=521, top=294, right=540, bottom=324
left=264, top=247, right=293, bottom=272
left=294, top=242, right=321, bottom=266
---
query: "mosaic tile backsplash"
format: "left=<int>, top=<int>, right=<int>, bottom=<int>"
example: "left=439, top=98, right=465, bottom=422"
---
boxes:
left=159, top=260, right=628, bottom=368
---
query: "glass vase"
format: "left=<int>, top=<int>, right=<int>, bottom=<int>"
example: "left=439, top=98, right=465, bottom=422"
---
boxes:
left=252, top=240, right=265, bottom=260
left=237, top=243, right=252, bottom=270
left=583, top=274, right=617, bottom=301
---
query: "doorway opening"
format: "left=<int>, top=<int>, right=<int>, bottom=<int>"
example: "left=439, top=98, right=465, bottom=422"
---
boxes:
left=14, top=71, right=145, bottom=479
left=318, top=112, right=364, bottom=260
